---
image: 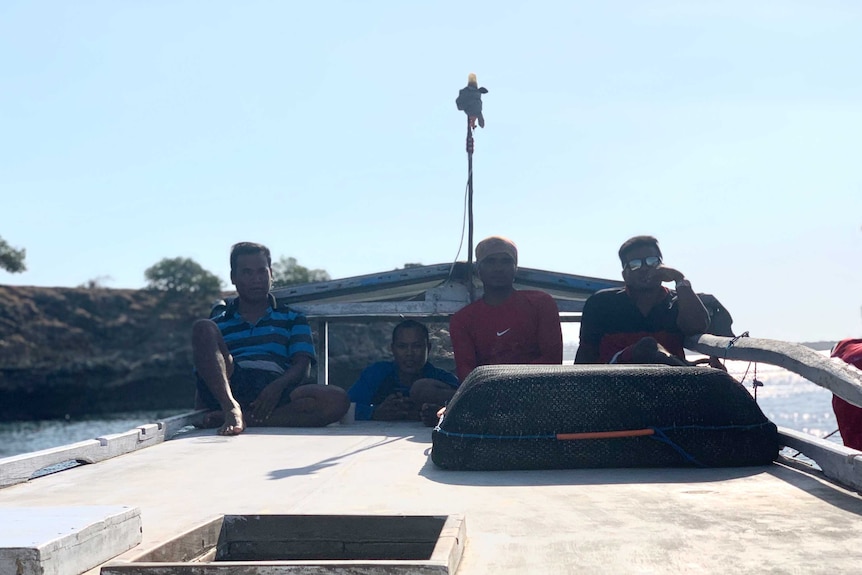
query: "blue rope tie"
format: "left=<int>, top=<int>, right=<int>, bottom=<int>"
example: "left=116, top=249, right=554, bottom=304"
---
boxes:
left=649, top=427, right=703, bottom=467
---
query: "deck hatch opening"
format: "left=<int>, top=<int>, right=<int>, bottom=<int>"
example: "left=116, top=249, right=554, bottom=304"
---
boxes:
left=102, top=513, right=466, bottom=574
left=219, top=514, right=441, bottom=561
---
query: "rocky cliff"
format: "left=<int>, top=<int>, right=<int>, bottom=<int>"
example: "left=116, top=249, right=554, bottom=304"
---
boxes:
left=0, top=286, right=454, bottom=421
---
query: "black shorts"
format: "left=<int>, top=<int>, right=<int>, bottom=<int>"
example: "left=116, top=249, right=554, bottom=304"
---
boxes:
left=195, top=366, right=292, bottom=410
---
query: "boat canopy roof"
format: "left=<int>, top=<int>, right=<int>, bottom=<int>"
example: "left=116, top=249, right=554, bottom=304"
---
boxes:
left=271, top=261, right=621, bottom=322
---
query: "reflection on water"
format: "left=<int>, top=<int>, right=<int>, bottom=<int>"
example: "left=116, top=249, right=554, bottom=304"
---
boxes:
left=724, top=358, right=840, bottom=442
left=0, top=354, right=849, bottom=459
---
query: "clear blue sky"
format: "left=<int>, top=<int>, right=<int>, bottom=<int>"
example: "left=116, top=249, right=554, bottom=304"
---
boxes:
left=2, top=1, right=860, bottom=343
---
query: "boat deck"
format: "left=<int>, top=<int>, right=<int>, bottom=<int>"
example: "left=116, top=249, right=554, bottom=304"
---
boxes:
left=3, top=422, right=862, bottom=574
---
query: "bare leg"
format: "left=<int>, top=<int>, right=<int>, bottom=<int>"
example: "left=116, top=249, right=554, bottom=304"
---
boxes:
left=192, top=319, right=244, bottom=436
left=410, top=379, right=457, bottom=427
left=253, top=384, right=350, bottom=428
left=707, top=356, right=728, bottom=371
left=630, top=337, right=688, bottom=366
left=197, top=410, right=227, bottom=429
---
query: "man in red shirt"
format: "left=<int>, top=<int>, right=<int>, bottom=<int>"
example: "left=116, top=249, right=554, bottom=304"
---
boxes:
left=831, top=339, right=862, bottom=451
left=449, top=236, right=563, bottom=381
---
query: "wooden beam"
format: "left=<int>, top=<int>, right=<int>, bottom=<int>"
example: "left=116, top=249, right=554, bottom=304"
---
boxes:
left=778, top=427, right=862, bottom=492
left=0, top=410, right=207, bottom=489
left=686, top=334, right=862, bottom=408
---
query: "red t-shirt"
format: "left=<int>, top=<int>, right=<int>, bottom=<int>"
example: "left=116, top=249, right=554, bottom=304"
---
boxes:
left=449, top=290, right=563, bottom=381
left=831, top=338, right=862, bottom=451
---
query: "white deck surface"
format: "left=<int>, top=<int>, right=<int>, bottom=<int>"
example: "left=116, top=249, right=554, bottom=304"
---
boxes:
left=2, top=422, right=862, bottom=574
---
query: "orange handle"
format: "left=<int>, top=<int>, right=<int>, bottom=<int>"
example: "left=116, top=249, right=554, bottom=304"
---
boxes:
left=556, top=428, right=655, bottom=440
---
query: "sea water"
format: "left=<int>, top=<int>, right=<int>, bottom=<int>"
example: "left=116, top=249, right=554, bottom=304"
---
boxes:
left=0, top=354, right=846, bottom=459
left=0, top=410, right=186, bottom=458
left=724, top=358, right=839, bottom=440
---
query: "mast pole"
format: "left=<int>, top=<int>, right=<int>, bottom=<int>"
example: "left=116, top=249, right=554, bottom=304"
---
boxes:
left=466, top=120, right=475, bottom=301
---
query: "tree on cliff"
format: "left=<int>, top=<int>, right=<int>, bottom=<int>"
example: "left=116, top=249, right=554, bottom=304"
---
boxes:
left=271, top=256, right=331, bottom=288
left=0, top=235, right=26, bottom=273
left=145, top=257, right=223, bottom=299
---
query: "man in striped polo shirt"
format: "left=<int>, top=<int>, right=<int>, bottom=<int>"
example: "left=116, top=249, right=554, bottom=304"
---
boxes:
left=192, top=242, right=349, bottom=435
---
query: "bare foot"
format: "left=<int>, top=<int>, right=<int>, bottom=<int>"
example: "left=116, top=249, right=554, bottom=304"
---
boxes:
left=631, top=337, right=660, bottom=363
left=631, top=337, right=688, bottom=366
left=654, top=351, right=688, bottom=367
left=217, top=407, right=245, bottom=436
left=198, top=410, right=223, bottom=429
left=707, top=356, right=728, bottom=371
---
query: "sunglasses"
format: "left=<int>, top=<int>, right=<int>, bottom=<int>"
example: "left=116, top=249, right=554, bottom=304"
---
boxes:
left=624, top=256, right=662, bottom=271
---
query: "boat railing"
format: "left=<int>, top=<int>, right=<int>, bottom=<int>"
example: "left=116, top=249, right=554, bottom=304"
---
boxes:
left=0, top=410, right=207, bottom=489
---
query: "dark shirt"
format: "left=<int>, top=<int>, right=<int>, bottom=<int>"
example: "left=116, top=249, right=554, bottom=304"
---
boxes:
left=579, top=287, right=685, bottom=363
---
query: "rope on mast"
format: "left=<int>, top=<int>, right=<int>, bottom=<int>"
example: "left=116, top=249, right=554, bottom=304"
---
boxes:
left=455, top=73, right=488, bottom=302
left=466, top=120, right=475, bottom=300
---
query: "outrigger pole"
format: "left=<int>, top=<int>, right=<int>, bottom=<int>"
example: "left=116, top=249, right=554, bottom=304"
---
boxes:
left=455, top=73, right=488, bottom=301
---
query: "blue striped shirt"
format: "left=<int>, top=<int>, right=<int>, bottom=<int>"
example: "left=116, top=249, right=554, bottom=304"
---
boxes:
left=211, top=294, right=316, bottom=374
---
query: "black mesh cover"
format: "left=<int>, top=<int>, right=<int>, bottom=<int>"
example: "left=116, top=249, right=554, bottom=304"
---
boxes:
left=431, top=365, right=778, bottom=470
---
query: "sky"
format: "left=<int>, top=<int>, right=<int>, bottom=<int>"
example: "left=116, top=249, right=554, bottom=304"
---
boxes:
left=1, top=1, right=860, bottom=343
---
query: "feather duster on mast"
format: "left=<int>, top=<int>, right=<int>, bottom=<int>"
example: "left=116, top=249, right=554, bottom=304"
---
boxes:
left=456, top=73, right=489, bottom=129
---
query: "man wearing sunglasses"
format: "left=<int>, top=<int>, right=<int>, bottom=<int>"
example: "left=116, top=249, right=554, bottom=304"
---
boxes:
left=575, top=235, right=710, bottom=365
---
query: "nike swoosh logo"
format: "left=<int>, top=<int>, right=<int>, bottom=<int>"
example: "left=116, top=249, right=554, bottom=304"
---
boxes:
left=496, top=329, right=511, bottom=336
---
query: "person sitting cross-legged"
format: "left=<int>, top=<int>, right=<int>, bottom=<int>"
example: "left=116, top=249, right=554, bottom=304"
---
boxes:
left=575, top=235, right=710, bottom=366
left=348, top=320, right=459, bottom=426
left=192, top=241, right=349, bottom=436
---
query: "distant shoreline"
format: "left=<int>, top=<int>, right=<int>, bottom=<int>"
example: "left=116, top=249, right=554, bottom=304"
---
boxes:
left=798, top=341, right=838, bottom=352
left=563, top=340, right=837, bottom=357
